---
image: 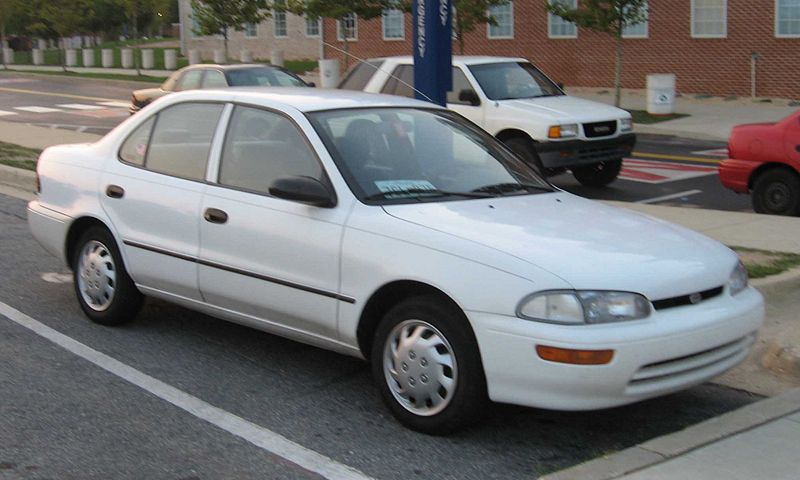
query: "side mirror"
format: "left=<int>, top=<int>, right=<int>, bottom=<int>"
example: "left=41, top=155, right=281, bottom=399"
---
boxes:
left=269, top=176, right=335, bottom=207
left=458, top=89, right=481, bottom=106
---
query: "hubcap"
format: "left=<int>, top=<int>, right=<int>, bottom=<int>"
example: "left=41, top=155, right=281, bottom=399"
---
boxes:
left=765, top=182, right=791, bottom=211
left=76, top=240, right=116, bottom=312
left=383, top=319, right=457, bottom=417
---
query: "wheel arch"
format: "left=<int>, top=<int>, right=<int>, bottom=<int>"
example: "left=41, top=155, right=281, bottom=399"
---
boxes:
left=65, top=216, right=116, bottom=269
left=356, top=280, right=470, bottom=359
left=748, top=162, right=799, bottom=191
left=495, top=128, right=534, bottom=143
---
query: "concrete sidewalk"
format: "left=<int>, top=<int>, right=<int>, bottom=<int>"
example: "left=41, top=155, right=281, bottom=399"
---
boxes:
left=1, top=64, right=173, bottom=79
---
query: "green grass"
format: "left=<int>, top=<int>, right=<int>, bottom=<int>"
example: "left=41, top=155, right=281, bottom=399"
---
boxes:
left=283, top=59, right=317, bottom=74
left=4, top=69, right=165, bottom=83
left=95, top=37, right=176, bottom=49
left=0, top=142, right=40, bottom=171
left=628, top=110, right=690, bottom=124
left=732, top=246, right=800, bottom=279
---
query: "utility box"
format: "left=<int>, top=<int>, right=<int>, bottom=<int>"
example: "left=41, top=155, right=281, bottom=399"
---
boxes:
left=319, top=59, right=340, bottom=89
left=647, top=74, right=676, bottom=115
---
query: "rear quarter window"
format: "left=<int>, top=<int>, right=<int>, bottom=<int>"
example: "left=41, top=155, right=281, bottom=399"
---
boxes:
left=339, top=60, right=385, bottom=90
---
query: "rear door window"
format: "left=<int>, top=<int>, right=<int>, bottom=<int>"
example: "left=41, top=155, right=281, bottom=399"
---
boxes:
left=176, top=70, right=204, bottom=91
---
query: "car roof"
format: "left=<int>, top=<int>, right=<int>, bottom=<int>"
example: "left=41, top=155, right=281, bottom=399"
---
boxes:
left=180, top=63, right=285, bottom=72
left=371, top=55, right=529, bottom=65
left=171, top=87, right=445, bottom=113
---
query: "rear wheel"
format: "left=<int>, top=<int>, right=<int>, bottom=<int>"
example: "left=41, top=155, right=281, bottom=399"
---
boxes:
left=371, top=296, right=488, bottom=434
left=72, top=226, right=143, bottom=325
left=752, top=168, right=800, bottom=216
left=572, top=158, right=623, bottom=187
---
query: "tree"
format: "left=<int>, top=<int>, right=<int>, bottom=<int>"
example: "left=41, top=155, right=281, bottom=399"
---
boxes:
left=190, top=0, right=270, bottom=63
left=546, top=0, right=647, bottom=107
left=452, top=0, right=510, bottom=55
left=25, top=0, right=91, bottom=72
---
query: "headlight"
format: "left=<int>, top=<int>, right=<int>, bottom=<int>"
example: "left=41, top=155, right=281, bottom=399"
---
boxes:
left=548, top=123, right=579, bottom=139
left=729, top=261, right=748, bottom=296
left=620, top=118, right=633, bottom=132
left=518, top=290, right=651, bottom=325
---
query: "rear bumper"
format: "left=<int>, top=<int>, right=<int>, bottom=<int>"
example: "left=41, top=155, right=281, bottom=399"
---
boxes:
left=28, top=200, right=71, bottom=264
left=719, top=158, right=761, bottom=193
left=536, top=133, right=636, bottom=169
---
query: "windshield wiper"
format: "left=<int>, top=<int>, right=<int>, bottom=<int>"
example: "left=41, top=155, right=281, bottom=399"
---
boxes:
left=471, top=182, right=552, bottom=196
left=365, top=188, right=493, bottom=201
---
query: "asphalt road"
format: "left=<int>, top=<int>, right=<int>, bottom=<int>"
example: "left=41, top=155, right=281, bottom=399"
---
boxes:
left=0, top=192, right=762, bottom=479
left=0, top=70, right=755, bottom=214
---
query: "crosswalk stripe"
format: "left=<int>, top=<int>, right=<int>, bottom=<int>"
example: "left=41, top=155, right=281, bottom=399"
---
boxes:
left=57, top=103, right=104, bottom=111
left=0, top=110, right=17, bottom=117
left=14, top=106, right=63, bottom=113
left=97, top=101, right=130, bottom=108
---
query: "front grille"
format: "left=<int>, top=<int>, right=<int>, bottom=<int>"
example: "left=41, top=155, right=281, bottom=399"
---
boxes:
left=626, top=335, right=755, bottom=395
left=583, top=121, right=617, bottom=138
left=652, top=286, right=724, bottom=311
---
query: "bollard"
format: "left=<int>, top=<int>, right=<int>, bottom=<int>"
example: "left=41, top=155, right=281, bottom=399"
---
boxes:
left=141, top=49, right=154, bottom=69
left=240, top=49, right=253, bottom=63
left=2, top=48, right=13, bottom=65
left=164, top=49, right=177, bottom=70
left=188, top=50, right=201, bottom=65
left=213, top=49, right=226, bottom=64
left=32, top=49, right=44, bottom=65
left=121, top=48, right=134, bottom=69
left=82, top=48, right=94, bottom=67
left=270, top=48, right=284, bottom=67
left=318, top=59, right=340, bottom=88
left=101, top=49, right=113, bottom=67
left=65, top=49, right=78, bottom=67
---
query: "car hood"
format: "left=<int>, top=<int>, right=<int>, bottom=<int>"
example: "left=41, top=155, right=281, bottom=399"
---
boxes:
left=382, top=192, right=736, bottom=301
left=499, top=96, right=629, bottom=123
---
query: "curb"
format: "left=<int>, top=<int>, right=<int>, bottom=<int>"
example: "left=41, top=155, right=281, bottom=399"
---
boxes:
left=632, top=124, right=727, bottom=142
left=0, top=164, right=35, bottom=193
left=538, top=388, right=800, bottom=480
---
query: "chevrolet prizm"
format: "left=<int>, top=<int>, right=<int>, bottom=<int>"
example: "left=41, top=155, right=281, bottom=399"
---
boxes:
left=28, top=89, right=764, bottom=434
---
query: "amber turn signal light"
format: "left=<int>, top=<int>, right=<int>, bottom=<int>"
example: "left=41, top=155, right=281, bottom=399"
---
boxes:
left=536, top=345, right=614, bottom=365
left=548, top=125, right=561, bottom=138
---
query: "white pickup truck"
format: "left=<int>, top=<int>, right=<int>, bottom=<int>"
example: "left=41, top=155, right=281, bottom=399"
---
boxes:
left=341, top=56, right=635, bottom=186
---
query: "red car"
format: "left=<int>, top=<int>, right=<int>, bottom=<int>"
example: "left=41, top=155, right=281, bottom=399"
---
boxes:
left=719, top=111, right=800, bottom=215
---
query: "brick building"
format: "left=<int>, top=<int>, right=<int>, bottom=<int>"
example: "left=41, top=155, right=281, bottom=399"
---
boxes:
left=322, top=1, right=800, bottom=99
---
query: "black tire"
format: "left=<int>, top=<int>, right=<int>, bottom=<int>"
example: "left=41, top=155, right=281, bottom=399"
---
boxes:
left=71, top=226, right=143, bottom=325
left=571, top=158, right=623, bottom=187
left=752, top=168, right=800, bottom=216
left=371, top=295, right=488, bottom=434
left=502, top=136, right=545, bottom=173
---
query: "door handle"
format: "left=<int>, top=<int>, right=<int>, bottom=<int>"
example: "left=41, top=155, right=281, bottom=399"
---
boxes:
left=203, top=208, right=228, bottom=224
left=105, top=185, right=125, bottom=199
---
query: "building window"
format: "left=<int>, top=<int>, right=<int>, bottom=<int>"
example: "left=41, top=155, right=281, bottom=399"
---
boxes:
left=691, top=0, right=727, bottom=38
left=274, top=0, right=287, bottom=38
left=776, top=0, right=800, bottom=37
left=306, top=17, right=321, bottom=37
left=488, top=2, right=513, bottom=39
left=548, top=0, right=577, bottom=38
left=382, top=9, right=405, bottom=40
left=244, top=22, right=257, bottom=38
left=337, top=13, right=357, bottom=41
left=622, top=1, right=648, bottom=38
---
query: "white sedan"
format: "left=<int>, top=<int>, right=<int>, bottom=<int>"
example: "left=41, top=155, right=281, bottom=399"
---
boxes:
left=28, top=88, right=764, bottom=434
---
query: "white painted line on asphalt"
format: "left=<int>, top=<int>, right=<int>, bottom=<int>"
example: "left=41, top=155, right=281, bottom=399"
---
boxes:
left=14, top=106, right=63, bottom=113
left=693, top=148, right=728, bottom=157
left=636, top=189, right=703, bottom=204
left=57, top=103, right=104, bottom=111
left=0, top=110, right=17, bottom=117
left=0, top=301, right=375, bottom=480
left=96, top=101, right=130, bottom=108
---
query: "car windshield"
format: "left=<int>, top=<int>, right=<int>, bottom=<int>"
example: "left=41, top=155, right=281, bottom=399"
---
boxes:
left=307, top=108, right=552, bottom=204
left=225, top=67, right=307, bottom=87
left=468, top=62, right=564, bottom=101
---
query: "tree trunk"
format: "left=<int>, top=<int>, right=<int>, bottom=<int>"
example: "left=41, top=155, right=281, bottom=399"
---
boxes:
left=614, top=32, right=623, bottom=108
left=133, top=9, right=141, bottom=75
left=1, top=22, right=6, bottom=69
left=342, top=18, right=349, bottom=70
left=60, top=39, right=66, bottom=72
left=223, top=27, right=228, bottom=64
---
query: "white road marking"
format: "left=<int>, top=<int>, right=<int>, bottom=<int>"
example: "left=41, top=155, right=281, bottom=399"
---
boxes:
left=0, top=110, right=17, bottom=117
left=40, top=272, right=73, bottom=284
left=0, top=301, right=374, bottom=480
left=693, top=148, right=728, bottom=157
left=636, top=189, right=703, bottom=204
left=620, top=159, right=718, bottom=184
left=57, top=103, right=104, bottom=111
left=96, top=101, right=130, bottom=108
left=14, top=106, right=63, bottom=113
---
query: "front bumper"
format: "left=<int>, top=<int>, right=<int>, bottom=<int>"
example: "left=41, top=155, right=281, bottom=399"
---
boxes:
left=536, top=133, right=636, bottom=169
left=468, top=286, right=764, bottom=411
left=719, top=158, right=761, bottom=193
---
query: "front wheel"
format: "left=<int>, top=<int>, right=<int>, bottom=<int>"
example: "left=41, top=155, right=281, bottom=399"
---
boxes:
left=572, top=158, right=623, bottom=187
left=371, top=296, right=488, bottom=434
left=72, top=226, right=143, bottom=325
left=752, top=169, right=800, bottom=216
left=502, top=136, right=544, bottom=173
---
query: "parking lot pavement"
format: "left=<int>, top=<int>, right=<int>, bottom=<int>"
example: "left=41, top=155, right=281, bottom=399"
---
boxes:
left=0, top=193, right=762, bottom=479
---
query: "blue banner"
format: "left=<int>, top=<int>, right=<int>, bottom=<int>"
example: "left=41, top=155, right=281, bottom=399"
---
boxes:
left=412, top=0, right=452, bottom=106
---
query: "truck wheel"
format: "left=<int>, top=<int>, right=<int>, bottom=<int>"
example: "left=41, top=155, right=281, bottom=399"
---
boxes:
left=572, top=159, right=622, bottom=187
left=502, top=136, right=544, bottom=173
left=752, top=169, right=800, bottom=216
